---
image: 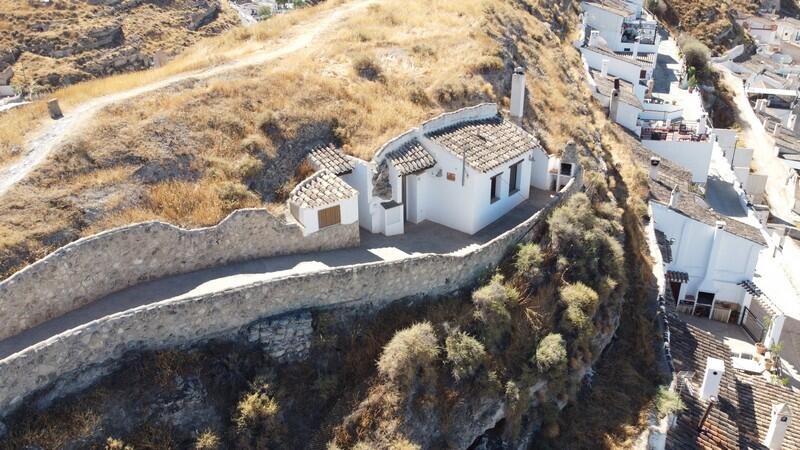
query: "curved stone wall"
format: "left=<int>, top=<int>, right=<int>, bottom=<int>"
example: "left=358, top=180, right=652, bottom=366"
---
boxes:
left=0, top=178, right=580, bottom=416
left=0, top=209, right=360, bottom=340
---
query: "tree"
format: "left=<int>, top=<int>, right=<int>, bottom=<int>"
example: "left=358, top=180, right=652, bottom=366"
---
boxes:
left=534, top=333, right=567, bottom=373
left=445, top=332, right=487, bottom=382
left=377, top=322, right=439, bottom=388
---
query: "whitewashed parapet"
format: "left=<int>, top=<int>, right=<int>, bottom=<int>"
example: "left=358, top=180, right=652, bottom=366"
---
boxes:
left=0, top=209, right=360, bottom=340
left=0, top=179, right=581, bottom=416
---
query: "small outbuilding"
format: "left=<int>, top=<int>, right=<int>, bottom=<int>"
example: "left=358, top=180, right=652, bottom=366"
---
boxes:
left=288, top=169, right=359, bottom=236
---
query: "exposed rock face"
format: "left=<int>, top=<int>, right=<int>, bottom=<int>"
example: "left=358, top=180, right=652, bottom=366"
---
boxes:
left=0, top=0, right=238, bottom=91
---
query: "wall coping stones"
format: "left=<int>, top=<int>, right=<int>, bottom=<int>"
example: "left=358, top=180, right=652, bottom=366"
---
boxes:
left=0, top=177, right=581, bottom=417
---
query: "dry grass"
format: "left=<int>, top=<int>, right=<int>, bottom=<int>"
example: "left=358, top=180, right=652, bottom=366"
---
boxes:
left=656, top=0, right=758, bottom=53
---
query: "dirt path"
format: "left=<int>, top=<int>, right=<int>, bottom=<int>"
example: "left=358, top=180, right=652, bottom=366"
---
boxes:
left=0, top=0, right=373, bottom=197
left=717, top=66, right=800, bottom=224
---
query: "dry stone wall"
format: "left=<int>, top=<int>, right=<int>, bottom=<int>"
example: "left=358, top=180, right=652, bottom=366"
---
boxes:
left=0, top=209, right=360, bottom=340
left=0, top=178, right=581, bottom=416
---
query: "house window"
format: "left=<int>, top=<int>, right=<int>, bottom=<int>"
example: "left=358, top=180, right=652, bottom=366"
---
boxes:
left=639, top=69, right=647, bottom=79
left=508, top=161, right=521, bottom=195
left=490, top=173, right=501, bottom=203
left=559, top=162, right=572, bottom=176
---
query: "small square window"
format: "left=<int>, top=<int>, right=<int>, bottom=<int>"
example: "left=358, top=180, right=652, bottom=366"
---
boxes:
left=560, top=163, right=572, bottom=176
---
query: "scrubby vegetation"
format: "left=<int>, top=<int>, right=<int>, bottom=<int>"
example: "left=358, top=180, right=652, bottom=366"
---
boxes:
left=0, top=0, right=601, bottom=279
left=0, top=0, right=670, bottom=447
left=652, top=0, right=757, bottom=54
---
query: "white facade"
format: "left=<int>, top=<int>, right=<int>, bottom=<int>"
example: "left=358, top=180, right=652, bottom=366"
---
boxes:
left=652, top=202, right=765, bottom=321
left=341, top=103, right=555, bottom=237
left=580, top=45, right=654, bottom=85
left=289, top=189, right=359, bottom=237
left=642, top=138, right=714, bottom=183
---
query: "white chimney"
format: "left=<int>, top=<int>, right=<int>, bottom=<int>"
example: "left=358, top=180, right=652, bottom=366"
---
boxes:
left=632, top=37, right=641, bottom=58
left=764, top=403, right=792, bottom=450
left=669, top=185, right=681, bottom=209
left=773, top=122, right=781, bottom=136
left=698, top=113, right=708, bottom=135
left=589, top=30, right=600, bottom=47
left=700, top=357, right=725, bottom=401
left=510, top=67, right=526, bottom=120
left=649, top=156, right=661, bottom=180
left=609, top=88, right=620, bottom=122
left=715, top=220, right=726, bottom=230
left=600, top=59, right=609, bottom=78
left=787, top=112, right=797, bottom=130
left=757, top=98, right=768, bottom=112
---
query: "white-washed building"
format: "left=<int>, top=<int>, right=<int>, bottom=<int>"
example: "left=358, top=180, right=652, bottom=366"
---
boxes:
left=288, top=169, right=359, bottom=236
left=648, top=157, right=768, bottom=325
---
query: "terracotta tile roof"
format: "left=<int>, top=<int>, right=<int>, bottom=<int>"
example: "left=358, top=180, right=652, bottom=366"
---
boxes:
left=590, top=68, right=642, bottom=108
left=666, top=270, right=689, bottom=283
left=665, top=317, right=800, bottom=450
left=385, top=139, right=436, bottom=175
left=289, top=170, right=356, bottom=209
left=425, top=115, right=539, bottom=173
left=308, top=144, right=354, bottom=176
left=640, top=145, right=767, bottom=246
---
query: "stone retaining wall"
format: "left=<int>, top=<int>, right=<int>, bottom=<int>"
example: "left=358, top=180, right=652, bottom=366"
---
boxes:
left=0, top=209, right=360, bottom=340
left=0, top=178, right=581, bottom=416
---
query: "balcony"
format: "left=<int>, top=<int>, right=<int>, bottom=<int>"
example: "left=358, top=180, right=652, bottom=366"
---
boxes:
left=640, top=121, right=710, bottom=142
left=621, top=21, right=657, bottom=44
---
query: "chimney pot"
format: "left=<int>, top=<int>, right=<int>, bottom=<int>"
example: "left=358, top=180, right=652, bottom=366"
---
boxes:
left=764, top=403, right=792, bottom=450
left=589, top=30, right=600, bottom=47
left=600, top=59, right=609, bottom=77
left=700, top=357, right=725, bottom=401
left=510, top=67, right=526, bottom=120
left=649, top=156, right=661, bottom=180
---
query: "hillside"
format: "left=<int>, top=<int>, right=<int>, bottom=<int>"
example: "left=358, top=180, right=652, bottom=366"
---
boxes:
left=0, top=0, right=239, bottom=93
left=0, top=0, right=669, bottom=447
left=0, top=0, right=595, bottom=279
left=651, top=0, right=758, bottom=53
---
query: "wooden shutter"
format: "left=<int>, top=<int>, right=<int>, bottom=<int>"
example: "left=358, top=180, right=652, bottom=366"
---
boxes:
left=318, top=205, right=341, bottom=229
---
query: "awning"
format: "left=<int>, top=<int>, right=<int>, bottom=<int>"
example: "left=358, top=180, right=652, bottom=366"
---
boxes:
left=666, top=270, right=689, bottom=283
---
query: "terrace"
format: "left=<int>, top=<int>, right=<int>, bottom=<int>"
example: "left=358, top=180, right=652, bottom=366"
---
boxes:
left=621, top=19, right=657, bottom=44
left=640, top=121, right=710, bottom=142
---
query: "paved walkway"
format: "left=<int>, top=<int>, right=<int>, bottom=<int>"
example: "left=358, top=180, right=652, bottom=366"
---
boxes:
left=0, top=189, right=555, bottom=360
left=651, top=34, right=704, bottom=122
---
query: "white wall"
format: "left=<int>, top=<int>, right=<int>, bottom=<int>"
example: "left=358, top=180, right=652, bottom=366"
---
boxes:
left=342, top=159, right=378, bottom=233
left=296, top=195, right=359, bottom=236
left=642, top=139, right=713, bottom=183
left=530, top=147, right=553, bottom=191
left=639, top=101, right=684, bottom=122
left=582, top=3, right=624, bottom=50
left=469, top=154, right=533, bottom=234
left=652, top=203, right=763, bottom=305
left=580, top=46, right=650, bottom=85
left=614, top=101, right=643, bottom=134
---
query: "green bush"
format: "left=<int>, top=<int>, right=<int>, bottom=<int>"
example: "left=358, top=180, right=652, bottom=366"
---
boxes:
left=680, top=36, right=710, bottom=72
left=377, top=322, right=439, bottom=387
left=655, top=386, right=685, bottom=419
left=514, top=243, right=544, bottom=279
left=547, top=194, right=624, bottom=287
left=472, top=274, right=518, bottom=348
left=534, top=333, right=567, bottom=373
left=445, top=331, right=487, bottom=382
left=560, top=304, right=594, bottom=336
left=560, top=282, right=599, bottom=316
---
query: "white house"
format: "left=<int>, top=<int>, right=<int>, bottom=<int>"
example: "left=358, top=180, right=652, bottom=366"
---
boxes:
left=581, top=0, right=659, bottom=53
left=365, top=103, right=541, bottom=235
left=639, top=115, right=714, bottom=183
left=649, top=158, right=768, bottom=325
left=579, top=30, right=657, bottom=85
left=297, top=70, right=575, bottom=237
left=288, top=169, right=359, bottom=236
